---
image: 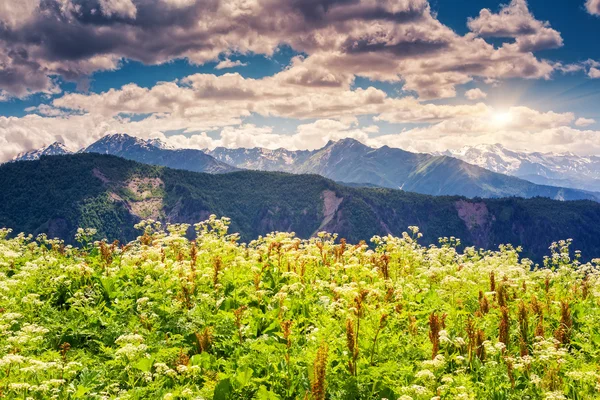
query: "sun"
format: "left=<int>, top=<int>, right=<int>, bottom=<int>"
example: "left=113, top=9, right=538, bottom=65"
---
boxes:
left=493, top=112, right=513, bottom=126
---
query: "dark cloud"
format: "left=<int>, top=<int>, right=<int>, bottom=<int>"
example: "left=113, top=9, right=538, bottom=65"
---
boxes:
left=0, top=0, right=564, bottom=100
left=291, top=0, right=359, bottom=20
left=344, top=36, right=448, bottom=57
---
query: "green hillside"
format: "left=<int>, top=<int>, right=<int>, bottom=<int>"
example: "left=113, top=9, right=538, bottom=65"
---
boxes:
left=2, top=153, right=600, bottom=262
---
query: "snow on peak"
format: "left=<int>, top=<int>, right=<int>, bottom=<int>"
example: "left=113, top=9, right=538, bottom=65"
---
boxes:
left=12, top=142, right=72, bottom=161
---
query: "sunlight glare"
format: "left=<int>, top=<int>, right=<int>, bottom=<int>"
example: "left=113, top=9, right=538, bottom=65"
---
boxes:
left=493, top=112, right=513, bottom=126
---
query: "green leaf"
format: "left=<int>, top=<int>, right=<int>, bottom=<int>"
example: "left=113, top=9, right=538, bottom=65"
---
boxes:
left=190, top=352, right=212, bottom=368
left=190, top=354, right=203, bottom=367
left=74, top=386, right=91, bottom=398
left=256, top=385, right=280, bottom=400
left=213, top=378, right=233, bottom=400
left=262, top=319, right=281, bottom=335
left=134, top=357, right=154, bottom=372
left=236, top=366, right=254, bottom=387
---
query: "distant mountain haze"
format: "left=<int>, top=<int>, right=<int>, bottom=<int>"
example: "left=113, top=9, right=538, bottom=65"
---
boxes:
left=208, top=138, right=599, bottom=201
left=442, top=144, right=600, bottom=193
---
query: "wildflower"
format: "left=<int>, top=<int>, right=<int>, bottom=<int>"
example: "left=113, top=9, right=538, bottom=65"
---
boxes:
left=8, top=383, right=31, bottom=391
left=544, top=392, right=566, bottom=400
left=0, top=353, right=26, bottom=367
left=410, top=385, right=429, bottom=395
left=415, top=369, right=436, bottom=382
left=311, top=343, right=328, bottom=400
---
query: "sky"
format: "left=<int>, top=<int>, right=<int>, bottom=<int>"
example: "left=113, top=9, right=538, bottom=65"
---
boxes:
left=1, top=0, right=600, bottom=161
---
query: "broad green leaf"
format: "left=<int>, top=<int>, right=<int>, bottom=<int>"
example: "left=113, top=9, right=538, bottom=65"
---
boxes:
left=134, top=357, right=154, bottom=372
left=213, top=378, right=232, bottom=400
left=236, top=366, right=253, bottom=387
left=256, top=385, right=280, bottom=400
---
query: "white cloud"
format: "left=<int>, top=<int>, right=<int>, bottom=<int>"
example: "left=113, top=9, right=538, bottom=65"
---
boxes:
left=589, top=67, right=600, bottom=79
left=465, top=88, right=487, bottom=100
left=369, top=106, right=600, bottom=155
left=586, top=0, right=600, bottom=16
left=467, top=0, right=563, bottom=52
left=2, top=100, right=600, bottom=162
left=215, top=59, right=248, bottom=70
left=575, top=117, right=596, bottom=127
left=162, top=120, right=376, bottom=151
left=52, top=68, right=493, bottom=127
left=98, top=0, right=137, bottom=18
left=0, top=0, right=39, bottom=29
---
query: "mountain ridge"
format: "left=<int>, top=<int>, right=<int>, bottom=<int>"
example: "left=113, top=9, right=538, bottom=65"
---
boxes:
left=442, top=143, right=600, bottom=193
left=12, top=142, right=73, bottom=161
left=2, top=153, right=600, bottom=262
left=12, top=135, right=600, bottom=202
left=208, top=138, right=599, bottom=201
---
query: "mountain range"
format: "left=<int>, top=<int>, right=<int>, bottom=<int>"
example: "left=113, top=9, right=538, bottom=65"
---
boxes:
left=207, top=139, right=600, bottom=201
left=11, top=134, right=600, bottom=202
left=2, top=153, right=600, bottom=262
left=442, top=144, right=600, bottom=193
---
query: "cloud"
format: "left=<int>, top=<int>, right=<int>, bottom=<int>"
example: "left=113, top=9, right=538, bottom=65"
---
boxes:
left=371, top=107, right=600, bottom=155
left=0, top=0, right=566, bottom=100
left=586, top=0, right=600, bottom=16
left=2, top=99, right=599, bottom=162
left=23, top=105, right=69, bottom=117
left=589, top=67, right=600, bottom=78
left=575, top=117, right=596, bottom=127
left=467, top=0, right=563, bottom=52
left=465, top=88, right=487, bottom=100
left=52, top=67, right=491, bottom=125
left=98, top=0, right=138, bottom=18
left=215, top=59, right=248, bottom=70
left=151, top=120, right=377, bottom=151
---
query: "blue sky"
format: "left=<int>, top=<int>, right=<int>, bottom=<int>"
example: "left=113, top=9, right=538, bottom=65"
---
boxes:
left=1, top=0, right=600, bottom=160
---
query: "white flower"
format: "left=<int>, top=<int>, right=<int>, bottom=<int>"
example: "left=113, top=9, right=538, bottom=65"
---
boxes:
left=115, top=333, right=145, bottom=344
left=8, top=383, right=31, bottom=391
left=415, top=369, right=436, bottom=381
left=0, top=353, right=26, bottom=367
left=410, top=385, right=428, bottom=395
left=544, top=392, right=566, bottom=400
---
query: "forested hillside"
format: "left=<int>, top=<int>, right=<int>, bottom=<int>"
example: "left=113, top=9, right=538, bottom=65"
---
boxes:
left=2, top=154, right=600, bottom=262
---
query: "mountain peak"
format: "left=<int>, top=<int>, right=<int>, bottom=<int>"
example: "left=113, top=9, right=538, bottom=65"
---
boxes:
left=87, top=133, right=171, bottom=152
left=325, top=137, right=368, bottom=150
left=12, top=141, right=72, bottom=162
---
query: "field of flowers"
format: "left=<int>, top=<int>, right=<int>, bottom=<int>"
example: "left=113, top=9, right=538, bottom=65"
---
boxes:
left=1, top=215, right=600, bottom=399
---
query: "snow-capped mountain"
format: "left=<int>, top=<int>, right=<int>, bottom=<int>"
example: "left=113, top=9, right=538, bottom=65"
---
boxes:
left=209, top=139, right=600, bottom=201
left=10, top=136, right=600, bottom=201
left=83, top=133, right=236, bottom=174
left=205, top=147, right=313, bottom=172
left=83, top=133, right=174, bottom=154
left=442, top=144, right=600, bottom=193
left=12, top=142, right=72, bottom=161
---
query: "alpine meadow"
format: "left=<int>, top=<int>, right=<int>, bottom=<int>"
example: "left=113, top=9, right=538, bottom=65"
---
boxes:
left=2, top=216, right=600, bottom=399
left=2, top=0, right=600, bottom=399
